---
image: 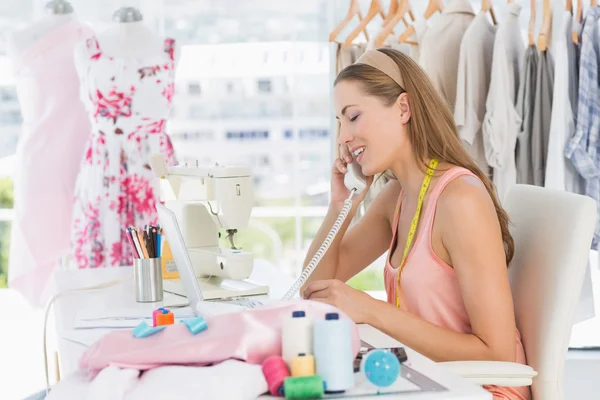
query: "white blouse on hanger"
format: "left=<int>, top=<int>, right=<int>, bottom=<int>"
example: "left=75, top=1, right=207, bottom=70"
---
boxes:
left=481, top=3, right=525, bottom=201
left=545, top=11, right=584, bottom=194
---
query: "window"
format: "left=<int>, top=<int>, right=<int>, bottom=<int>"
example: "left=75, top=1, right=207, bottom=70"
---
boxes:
left=257, top=78, right=272, bottom=93
left=225, top=130, right=269, bottom=140
left=187, top=82, right=201, bottom=95
left=187, top=104, right=205, bottom=119
left=0, top=87, right=18, bottom=102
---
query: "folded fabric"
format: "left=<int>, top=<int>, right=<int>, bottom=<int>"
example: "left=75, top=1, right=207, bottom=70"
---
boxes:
left=79, top=300, right=360, bottom=379
left=48, top=360, right=268, bottom=400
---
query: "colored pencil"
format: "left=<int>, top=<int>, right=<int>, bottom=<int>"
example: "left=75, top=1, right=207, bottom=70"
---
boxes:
left=125, top=228, right=139, bottom=258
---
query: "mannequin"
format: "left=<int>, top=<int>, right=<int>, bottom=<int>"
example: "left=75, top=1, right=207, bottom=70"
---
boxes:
left=74, top=7, right=180, bottom=71
left=7, top=0, right=76, bottom=57
left=69, top=6, right=179, bottom=269
left=6, top=0, right=94, bottom=307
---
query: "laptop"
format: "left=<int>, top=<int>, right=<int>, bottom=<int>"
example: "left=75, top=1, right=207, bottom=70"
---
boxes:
left=156, top=203, right=267, bottom=316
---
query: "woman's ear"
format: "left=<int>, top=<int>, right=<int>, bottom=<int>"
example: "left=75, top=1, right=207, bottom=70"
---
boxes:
left=396, top=93, right=410, bottom=124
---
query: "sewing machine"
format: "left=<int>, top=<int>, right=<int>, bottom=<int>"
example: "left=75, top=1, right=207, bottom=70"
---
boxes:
left=151, top=155, right=269, bottom=300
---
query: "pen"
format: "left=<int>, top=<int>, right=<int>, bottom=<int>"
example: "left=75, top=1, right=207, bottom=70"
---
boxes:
left=129, top=227, right=143, bottom=259
left=148, top=227, right=156, bottom=258
left=125, top=227, right=140, bottom=258
left=152, top=227, right=158, bottom=259
left=137, top=229, right=149, bottom=258
left=143, top=230, right=152, bottom=258
left=156, top=228, right=162, bottom=257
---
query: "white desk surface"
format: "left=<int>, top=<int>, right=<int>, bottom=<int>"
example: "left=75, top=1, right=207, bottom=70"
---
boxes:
left=48, top=261, right=491, bottom=400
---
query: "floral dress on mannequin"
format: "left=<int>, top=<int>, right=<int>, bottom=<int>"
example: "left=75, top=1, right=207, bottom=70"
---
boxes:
left=70, top=36, right=177, bottom=269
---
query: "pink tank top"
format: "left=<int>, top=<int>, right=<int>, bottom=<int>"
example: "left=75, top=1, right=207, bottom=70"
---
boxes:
left=383, top=167, right=531, bottom=400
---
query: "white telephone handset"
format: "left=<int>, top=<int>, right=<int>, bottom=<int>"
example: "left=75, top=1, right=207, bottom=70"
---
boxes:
left=344, top=168, right=367, bottom=193
left=282, top=167, right=367, bottom=300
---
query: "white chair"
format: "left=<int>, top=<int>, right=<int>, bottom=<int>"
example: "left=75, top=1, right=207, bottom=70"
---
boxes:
left=440, top=184, right=597, bottom=400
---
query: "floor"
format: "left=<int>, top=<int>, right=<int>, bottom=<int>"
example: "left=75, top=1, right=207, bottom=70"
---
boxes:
left=1, top=286, right=599, bottom=400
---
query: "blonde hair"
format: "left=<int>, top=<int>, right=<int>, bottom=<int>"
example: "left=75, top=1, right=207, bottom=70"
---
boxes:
left=335, top=48, right=514, bottom=265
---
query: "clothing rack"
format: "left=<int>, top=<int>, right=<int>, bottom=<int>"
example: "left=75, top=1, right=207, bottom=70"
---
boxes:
left=330, top=0, right=600, bottom=250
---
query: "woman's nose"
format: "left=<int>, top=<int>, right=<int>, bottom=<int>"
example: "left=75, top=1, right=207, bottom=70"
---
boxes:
left=337, top=125, right=353, bottom=146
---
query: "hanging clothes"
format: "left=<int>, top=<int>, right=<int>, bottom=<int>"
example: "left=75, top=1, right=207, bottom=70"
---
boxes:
left=454, top=11, right=497, bottom=178
left=481, top=3, right=525, bottom=202
left=545, top=11, right=584, bottom=194
left=335, top=42, right=365, bottom=74
left=419, top=0, right=475, bottom=112
left=565, top=7, right=600, bottom=250
left=515, top=46, right=539, bottom=185
left=7, top=18, right=94, bottom=307
left=405, top=18, right=429, bottom=64
left=69, top=37, right=178, bottom=269
left=530, top=49, right=554, bottom=187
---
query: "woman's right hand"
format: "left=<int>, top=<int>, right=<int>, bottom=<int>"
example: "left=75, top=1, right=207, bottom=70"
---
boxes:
left=331, top=145, right=373, bottom=207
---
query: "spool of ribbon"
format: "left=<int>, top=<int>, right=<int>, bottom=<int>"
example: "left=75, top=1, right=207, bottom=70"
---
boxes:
left=290, top=353, right=315, bottom=377
left=283, top=375, right=324, bottom=399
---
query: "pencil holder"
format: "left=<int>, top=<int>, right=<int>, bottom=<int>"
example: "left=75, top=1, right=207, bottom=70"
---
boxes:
left=134, top=258, right=163, bottom=303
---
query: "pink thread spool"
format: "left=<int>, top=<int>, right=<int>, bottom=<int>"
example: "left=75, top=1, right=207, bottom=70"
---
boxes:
left=262, top=356, right=290, bottom=396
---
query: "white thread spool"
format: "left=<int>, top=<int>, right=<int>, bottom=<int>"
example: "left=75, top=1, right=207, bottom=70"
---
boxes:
left=282, top=310, right=313, bottom=365
left=313, top=312, right=355, bottom=392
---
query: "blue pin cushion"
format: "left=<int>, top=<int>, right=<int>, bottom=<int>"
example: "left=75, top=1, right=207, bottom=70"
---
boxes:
left=133, top=321, right=167, bottom=338
left=181, top=316, right=208, bottom=335
left=361, top=349, right=401, bottom=387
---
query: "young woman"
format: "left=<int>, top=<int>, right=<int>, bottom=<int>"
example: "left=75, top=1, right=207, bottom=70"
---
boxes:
left=301, top=48, right=530, bottom=400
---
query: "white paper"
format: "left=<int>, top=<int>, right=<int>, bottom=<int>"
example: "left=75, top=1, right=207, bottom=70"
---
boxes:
left=76, top=306, right=195, bottom=321
left=61, top=328, right=126, bottom=347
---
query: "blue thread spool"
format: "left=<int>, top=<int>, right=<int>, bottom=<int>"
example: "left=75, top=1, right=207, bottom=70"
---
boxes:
left=313, top=312, right=354, bottom=393
left=361, top=349, right=400, bottom=388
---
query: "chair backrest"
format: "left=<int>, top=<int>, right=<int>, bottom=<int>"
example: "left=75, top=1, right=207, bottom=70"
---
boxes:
left=503, top=185, right=596, bottom=400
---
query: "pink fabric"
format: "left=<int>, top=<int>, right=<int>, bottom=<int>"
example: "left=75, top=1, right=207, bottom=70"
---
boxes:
left=383, top=167, right=531, bottom=400
left=79, top=300, right=360, bottom=379
left=8, top=19, right=94, bottom=307
left=69, top=36, right=177, bottom=269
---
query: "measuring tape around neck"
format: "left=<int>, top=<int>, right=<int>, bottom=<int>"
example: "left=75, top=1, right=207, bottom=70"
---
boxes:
left=396, top=158, right=439, bottom=308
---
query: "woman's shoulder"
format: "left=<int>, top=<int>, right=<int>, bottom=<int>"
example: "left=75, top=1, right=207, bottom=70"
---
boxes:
left=436, top=168, right=496, bottom=221
left=368, top=178, right=402, bottom=221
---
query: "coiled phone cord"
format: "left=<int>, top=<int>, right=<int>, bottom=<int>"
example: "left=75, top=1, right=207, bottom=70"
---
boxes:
left=282, top=189, right=357, bottom=300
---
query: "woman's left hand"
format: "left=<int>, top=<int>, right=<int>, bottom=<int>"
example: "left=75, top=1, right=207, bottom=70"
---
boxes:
left=303, top=279, right=375, bottom=324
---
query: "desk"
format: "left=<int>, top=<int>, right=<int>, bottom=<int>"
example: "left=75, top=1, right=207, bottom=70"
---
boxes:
left=48, top=262, right=491, bottom=399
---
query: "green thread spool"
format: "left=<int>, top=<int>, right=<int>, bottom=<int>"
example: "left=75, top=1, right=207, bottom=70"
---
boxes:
left=283, top=375, right=324, bottom=399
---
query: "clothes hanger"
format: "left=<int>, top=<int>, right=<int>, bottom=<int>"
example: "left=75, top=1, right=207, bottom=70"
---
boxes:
left=423, top=0, right=444, bottom=19
left=343, top=0, right=386, bottom=47
left=481, top=0, right=497, bottom=25
left=572, top=0, right=583, bottom=43
left=375, top=0, right=412, bottom=47
left=528, top=0, right=536, bottom=46
left=537, top=0, right=552, bottom=51
left=329, top=0, right=369, bottom=43
left=45, top=0, right=74, bottom=14
left=381, top=0, right=413, bottom=32
left=397, top=0, right=442, bottom=44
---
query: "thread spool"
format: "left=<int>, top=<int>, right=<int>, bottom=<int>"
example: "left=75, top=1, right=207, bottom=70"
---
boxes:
left=290, top=353, right=315, bottom=377
left=282, top=310, right=313, bottom=365
left=313, top=312, right=355, bottom=393
left=262, top=355, right=290, bottom=396
left=283, top=376, right=324, bottom=399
